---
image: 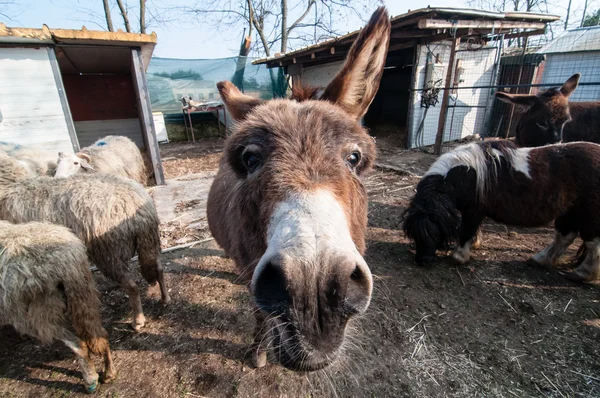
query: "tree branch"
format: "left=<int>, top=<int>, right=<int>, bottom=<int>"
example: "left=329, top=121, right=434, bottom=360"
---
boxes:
left=288, top=0, right=316, bottom=32
left=102, top=0, right=114, bottom=31
left=140, top=0, right=146, bottom=34
left=116, top=0, right=131, bottom=32
left=248, top=0, right=271, bottom=56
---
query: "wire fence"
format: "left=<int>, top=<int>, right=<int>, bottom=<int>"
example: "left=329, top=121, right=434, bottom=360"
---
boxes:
left=408, top=25, right=600, bottom=154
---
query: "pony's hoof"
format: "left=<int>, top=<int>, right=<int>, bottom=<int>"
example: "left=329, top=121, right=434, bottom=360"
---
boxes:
left=131, top=316, right=145, bottom=331
left=85, top=381, right=98, bottom=394
left=102, top=370, right=117, bottom=384
left=253, top=350, right=267, bottom=368
left=162, top=295, right=172, bottom=306
left=451, top=251, right=469, bottom=265
left=526, top=257, right=542, bottom=267
left=562, top=270, right=591, bottom=282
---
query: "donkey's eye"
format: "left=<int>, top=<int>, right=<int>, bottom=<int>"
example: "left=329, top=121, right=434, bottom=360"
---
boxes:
left=346, top=151, right=361, bottom=168
left=242, top=151, right=262, bottom=174
left=74, top=162, right=79, bottom=165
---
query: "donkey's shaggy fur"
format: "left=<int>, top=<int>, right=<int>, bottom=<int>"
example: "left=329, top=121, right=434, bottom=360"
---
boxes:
left=0, top=172, right=169, bottom=329
left=0, top=221, right=116, bottom=392
left=208, top=7, right=390, bottom=372
left=0, top=141, right=58, bottom=176
left=403, top=140, right=600, bottom=281
left=55, top=136, right=147, bottom=185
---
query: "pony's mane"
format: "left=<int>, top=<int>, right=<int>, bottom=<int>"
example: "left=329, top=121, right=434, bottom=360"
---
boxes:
left=291, top=83, right=321, bottom=102
left=425, top=140, right=531, bottom=200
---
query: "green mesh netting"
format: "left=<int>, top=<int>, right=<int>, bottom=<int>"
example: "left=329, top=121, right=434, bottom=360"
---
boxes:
left=147, top=56, right=286, bottom=114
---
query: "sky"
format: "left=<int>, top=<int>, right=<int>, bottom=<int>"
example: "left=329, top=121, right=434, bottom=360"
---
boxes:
left=3, top=0, right=596, bottom=60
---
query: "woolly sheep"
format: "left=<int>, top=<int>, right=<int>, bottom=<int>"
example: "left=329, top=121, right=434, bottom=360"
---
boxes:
left=0, top=164, right=170, bottom=330
left=0, top=220, right=116, bottom=393
left=54, top=136, right=147, bottom=185
left=0, top=153, right=36, bottom=181
left=0, top=141, right=58, bottom=176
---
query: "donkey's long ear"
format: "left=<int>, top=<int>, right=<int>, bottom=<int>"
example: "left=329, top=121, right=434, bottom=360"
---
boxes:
left=320, top=7, right=391, bottom=120
left=217, top=81, right=263, bottom=121
left=495, top=92, right=538, bottom=108
left=560, top=73, right=580, bottom=98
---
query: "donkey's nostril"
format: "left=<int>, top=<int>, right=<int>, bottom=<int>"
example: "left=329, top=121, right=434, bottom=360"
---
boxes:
left=254, top=261, right=290, bottom=312
left=350, top=265, right=364, bottom=282
left=344, top=264, right=371, bottom=316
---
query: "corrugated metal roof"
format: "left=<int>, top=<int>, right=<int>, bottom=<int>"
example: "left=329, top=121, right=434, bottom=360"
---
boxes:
left=538, top=26, right=600, bottom=54
left=253, top=7, right=559, bottom=65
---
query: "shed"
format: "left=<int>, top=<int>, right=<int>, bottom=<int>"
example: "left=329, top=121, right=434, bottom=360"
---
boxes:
left=0, top=24, right=164, bottom=184
left=537, top=26, right=600, bottom=102
left=254, top=7, right=559, bottom=153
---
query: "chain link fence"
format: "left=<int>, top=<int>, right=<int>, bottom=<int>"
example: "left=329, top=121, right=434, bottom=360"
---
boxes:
left=408, top=25, right=600, bottom=154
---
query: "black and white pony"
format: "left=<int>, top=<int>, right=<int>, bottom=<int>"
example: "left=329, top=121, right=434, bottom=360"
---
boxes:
left=402, top=139, right=600, bottom=282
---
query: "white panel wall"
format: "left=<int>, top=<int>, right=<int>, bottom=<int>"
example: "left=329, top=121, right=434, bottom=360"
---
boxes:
left=0, top=47, right=73, bottom=152
left=301, top=61, right=344, bottom=87
left=408, top=42, right=497, bottom=148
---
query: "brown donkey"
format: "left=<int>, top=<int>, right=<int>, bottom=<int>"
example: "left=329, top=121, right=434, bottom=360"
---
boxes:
left=496, top=74, right=600, bottom=147
left=207, top=7, right=390, bottom=371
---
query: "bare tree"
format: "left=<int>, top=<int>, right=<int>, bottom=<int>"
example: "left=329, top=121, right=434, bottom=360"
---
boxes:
left=565, top=0, right=572, bottom=29
left=180, top=0, right=377, bottom=57
left=0, top=0, right=19, bottom=21
left=140, top=0, right=146, bottom=34
left=102, top=0, right=114, bottom=32
left=116, top=0, right=132, bottom=32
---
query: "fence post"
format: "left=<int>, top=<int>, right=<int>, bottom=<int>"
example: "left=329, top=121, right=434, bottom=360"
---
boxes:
left=434, top=37, right=460, bottom=155
left=504, top=36, right=529, bottom=139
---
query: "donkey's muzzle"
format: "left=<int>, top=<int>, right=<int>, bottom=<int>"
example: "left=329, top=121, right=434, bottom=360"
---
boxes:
left=252, top=252, right=372, bottom=371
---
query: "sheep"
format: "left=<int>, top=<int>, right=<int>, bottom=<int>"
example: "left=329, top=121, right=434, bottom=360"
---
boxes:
left=0, top=164, right=170, bottom=330
left=0, top=220, right=116, bottom=393
left=0, top=153, right=36, bottom=182
left=54, top=136, right=147, bottom=185
left=0, top=141, right=58, bottom=176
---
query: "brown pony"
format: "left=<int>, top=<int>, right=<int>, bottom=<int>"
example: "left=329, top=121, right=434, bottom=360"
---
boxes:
left=403, top=139, right=600, bottom=283
left=496, top=74, right=600, bottom=147
left=207, top=8, right=390, bottom=371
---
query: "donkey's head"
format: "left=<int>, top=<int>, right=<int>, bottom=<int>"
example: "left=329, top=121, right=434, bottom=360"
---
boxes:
left=496, top=73, right=580, bottom=147
left=217, top=7, right=390, bottom=371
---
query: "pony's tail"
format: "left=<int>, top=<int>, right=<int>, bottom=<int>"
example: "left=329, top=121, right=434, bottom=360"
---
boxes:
left=64, top=260, right=110, bottom=356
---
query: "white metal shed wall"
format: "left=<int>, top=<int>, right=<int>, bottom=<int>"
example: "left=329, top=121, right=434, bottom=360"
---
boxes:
left=0, top=47, right=74, bottom=153
left=301, top=61, right=344, bottom=87
left=408, top=42, right=497, bottom=148
left=540, top=52, right=600, bottom=102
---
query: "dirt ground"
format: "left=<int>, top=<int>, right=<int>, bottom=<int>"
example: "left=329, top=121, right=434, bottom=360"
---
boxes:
left=1, top=140, right=599, bottom=398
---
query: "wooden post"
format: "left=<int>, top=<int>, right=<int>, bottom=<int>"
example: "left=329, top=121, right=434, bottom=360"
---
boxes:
left=131, top=48, right=165, bottom=185
left=434, top=37, right=460, bottom=155
left=505, top=36, right=528, bottom=139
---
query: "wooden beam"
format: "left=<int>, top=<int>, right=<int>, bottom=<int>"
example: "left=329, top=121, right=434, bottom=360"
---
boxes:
left=434, top=37, right=459, bottom=156
left=131, top=48, right=165, bottom=185
left=390, top=30, right=434, bottom=39
left=490, top=28, right=546, bottom=40
left=387, top=41, right=418, bottom=52
left=418, top=18, right=546, bottom=30
left=391, top=12, right=436, bottom=29
left=47, top=47, right=80, bottom=152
